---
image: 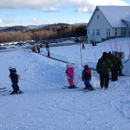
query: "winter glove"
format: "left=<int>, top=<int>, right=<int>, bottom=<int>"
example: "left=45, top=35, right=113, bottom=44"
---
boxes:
left=121, top=65, right=124, bottom=69
left=15, top=73, right=20, bottom=78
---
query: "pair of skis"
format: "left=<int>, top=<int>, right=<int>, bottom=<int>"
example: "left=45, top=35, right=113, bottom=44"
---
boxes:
left=78, top=88, right=95, bottom=93
left=2, top=91, right=23, bottom=96
left=63, top=86, right=95, bottom=93
left=62, top=86, right=78, bottom=89
left=0, top=87, right=23, bottom=96
left=0, top=87, right=7, bottom=92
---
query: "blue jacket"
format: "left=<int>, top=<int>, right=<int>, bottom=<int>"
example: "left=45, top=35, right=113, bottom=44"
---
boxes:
left=9, top=70, right=20, bottom=83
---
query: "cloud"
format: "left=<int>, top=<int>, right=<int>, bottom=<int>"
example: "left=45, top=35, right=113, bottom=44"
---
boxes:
left=72, top=0, right=129, bottom=13
left=0, top=0, right=129, bottom=13
left=38, top=7, right=59, bottom=12
left=2, top=19, right=25, bottom=26
left=30, top=18, right=58, bottom=24
left=0, top=17, right=58, bottom=26
left=0, top=19, right=2, bottom=23
left=75, top=7, right=88, bottom=13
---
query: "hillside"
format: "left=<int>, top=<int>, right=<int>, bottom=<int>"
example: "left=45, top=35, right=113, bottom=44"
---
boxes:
left=0, top=26, right=30, bottom=32
left=0, top=23, right=87, bottom=43
left=0, top=37, right=130, bottom=130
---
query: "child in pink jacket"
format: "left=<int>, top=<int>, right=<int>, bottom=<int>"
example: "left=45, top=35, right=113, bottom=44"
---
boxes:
left=65, top=63, right=76, bottom=88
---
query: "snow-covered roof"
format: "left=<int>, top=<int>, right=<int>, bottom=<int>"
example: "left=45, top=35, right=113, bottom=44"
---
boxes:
left=122, top=14, right=130, bottom=23
left=97, top=6, right=130, bottom=28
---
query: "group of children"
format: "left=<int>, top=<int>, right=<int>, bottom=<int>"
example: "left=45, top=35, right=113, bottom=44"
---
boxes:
left=65, top=63, right=94, bottom=90
left=31, top=43, right=50, bottom=57
left=8, top=63, right=93, bottom=95
left=31, top=45, right=40, bottom=53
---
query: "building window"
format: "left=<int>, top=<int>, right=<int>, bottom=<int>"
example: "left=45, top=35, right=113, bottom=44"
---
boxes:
left=121, top=29, right=123, bottom=35
left=97, top=15, right=99, bottom=19
left=87, top=30, right=90, bottom=34
left=93, top=30, right=95, bottom=35
left=124, top=28, right=126, bottom=35
left=115, top=29, right=117, bottom=36
left=96, top=29, right=100, bottom=36
left=121, top=28, right=126, bottom=36
left=107, top=29, right=111, bottom=36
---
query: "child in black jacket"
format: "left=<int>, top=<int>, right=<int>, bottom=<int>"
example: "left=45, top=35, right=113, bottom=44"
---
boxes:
left=9, top=66, right=22, bottom=94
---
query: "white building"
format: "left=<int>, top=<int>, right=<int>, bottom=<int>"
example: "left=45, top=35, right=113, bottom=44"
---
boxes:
left=86, top=6, right=130, bottom=43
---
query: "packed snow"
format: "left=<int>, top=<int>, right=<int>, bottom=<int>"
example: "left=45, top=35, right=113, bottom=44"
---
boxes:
left=0, top=37, right=130, bottom=130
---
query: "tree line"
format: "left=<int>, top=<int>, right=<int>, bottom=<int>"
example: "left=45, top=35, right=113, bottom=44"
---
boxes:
left=0, top=24, right=87, bottom=43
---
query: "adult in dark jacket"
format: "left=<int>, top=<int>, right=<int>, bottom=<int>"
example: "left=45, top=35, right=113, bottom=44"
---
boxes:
left=115, top=55, right=123, bottom=77
left=82, top=64, right=94, bottom=90
left=96, top=52, right=112, bottom=90
left=9, top=66, right=22, bottom=94
left=108, top=52, right=123, bottom=81
left=108, top=52, right=117, bottom=81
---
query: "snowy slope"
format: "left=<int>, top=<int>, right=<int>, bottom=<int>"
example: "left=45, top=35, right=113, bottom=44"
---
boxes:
left=0, top=37, right=130, bottom=130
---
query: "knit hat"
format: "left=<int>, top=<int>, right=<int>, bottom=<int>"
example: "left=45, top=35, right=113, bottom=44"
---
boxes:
left=84, top=64, right=89, bottom=69
left=103, top=52, right=107, bottom=57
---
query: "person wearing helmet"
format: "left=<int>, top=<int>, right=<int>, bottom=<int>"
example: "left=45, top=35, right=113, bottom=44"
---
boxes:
left=82, top=64, right=94, bottom=90
left=65, top=63, right=76, bottom=88
left=9, top=66, right=22, bottom=94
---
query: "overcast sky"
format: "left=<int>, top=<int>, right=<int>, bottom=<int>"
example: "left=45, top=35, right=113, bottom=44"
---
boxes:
left=0, top=0, right=130, bottom=26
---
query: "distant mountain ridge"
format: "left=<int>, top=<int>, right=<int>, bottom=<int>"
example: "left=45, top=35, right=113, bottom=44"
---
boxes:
left=27, top=24, right=48, bottom=29
left=0, top=23, right=87, bottom=32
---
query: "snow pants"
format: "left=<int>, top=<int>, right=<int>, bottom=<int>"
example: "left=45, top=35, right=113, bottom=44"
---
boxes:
left=112, top=64, right=120, bottom=80
left=84, top=80, right=92, bottom=89
left=68, top=76, right=74, bottom=86
left=47, top=51, right=50, bottom=57
left=12, top=83, right=20, bottom=93
left=100, top=74, right=109, bottom=88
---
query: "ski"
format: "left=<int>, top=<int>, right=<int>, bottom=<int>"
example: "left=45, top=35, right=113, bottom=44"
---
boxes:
left=0, top=87, right=7, bottom=92
left=78, top=88, right=87, bottom=91
left=83, top=89, right=95, bottom=93
left=62, top=86, right=68, bottom=89
left=1, top=90, right=11, bottom=96
left=78, top=87, right=95, bottom=91
left=2, top=90, right=23, bottom=96
left=62, top=86, right=78, bottom=89
left=83, top=87, right=105, bottom=93
left=0, top=89, right=7, bottom=92
left=0, top=87, right=6, bottom=90
left=2, top=91, right=23, bottom=96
